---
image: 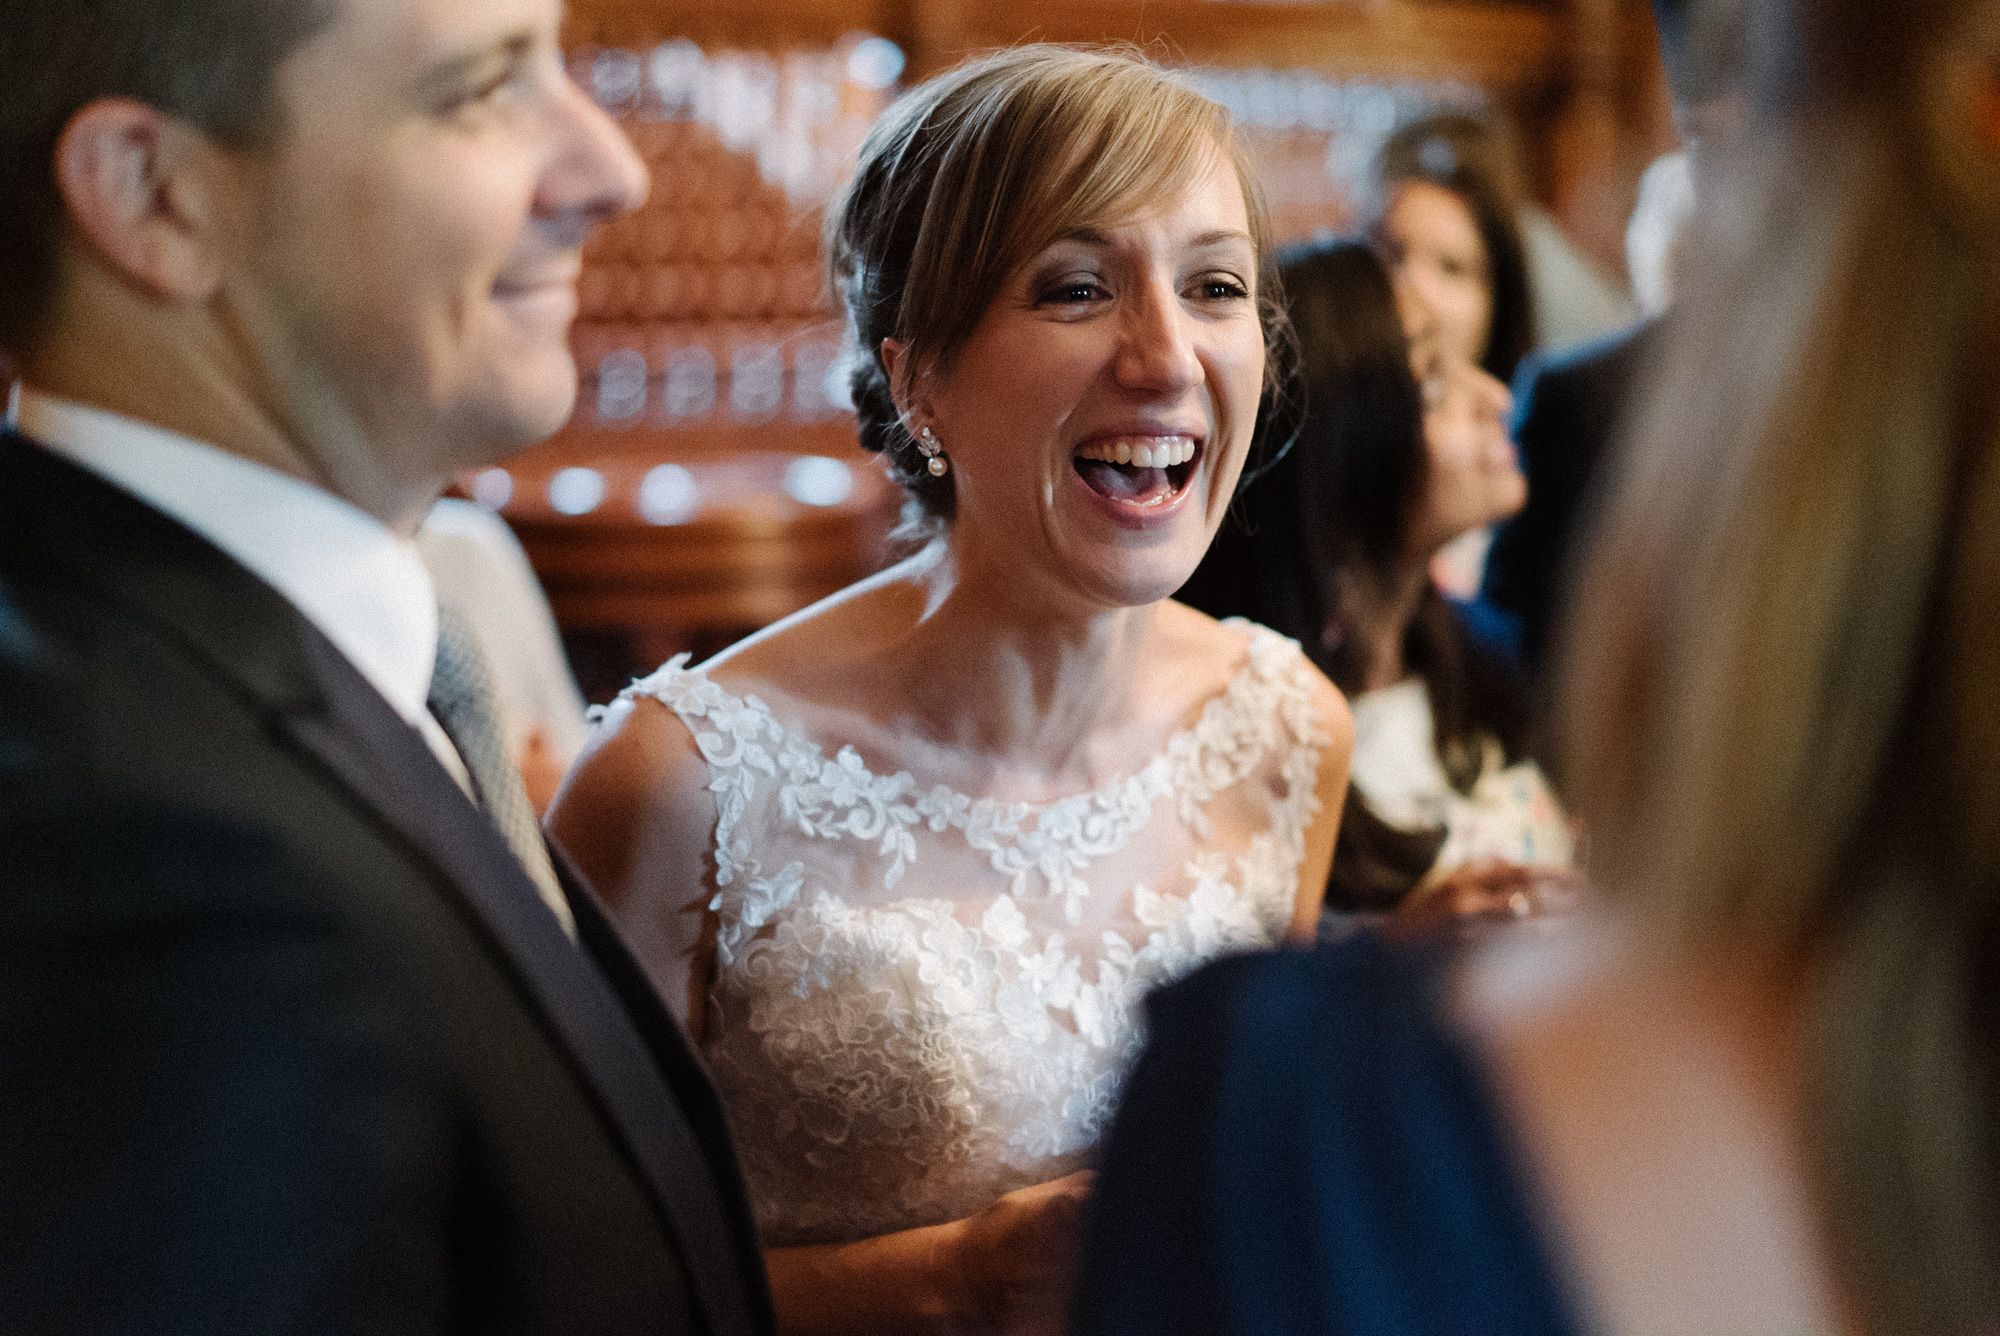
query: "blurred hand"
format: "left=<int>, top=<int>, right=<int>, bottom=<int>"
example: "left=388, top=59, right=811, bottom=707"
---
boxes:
left=1398, top=859, right=1584, bottom=932
left=950, top=1170, right=1095, bottom=1333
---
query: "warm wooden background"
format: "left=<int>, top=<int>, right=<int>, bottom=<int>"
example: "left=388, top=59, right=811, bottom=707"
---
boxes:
left=500, top=0, right=1674, bottom=696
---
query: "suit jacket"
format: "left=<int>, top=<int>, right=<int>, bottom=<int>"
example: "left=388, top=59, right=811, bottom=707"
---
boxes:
left=0, top=432, right=773, bottom=1336
left=1481, top=319, right=1666, bottom=681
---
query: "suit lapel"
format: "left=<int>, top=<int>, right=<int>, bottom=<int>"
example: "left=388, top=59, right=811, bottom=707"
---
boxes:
left=1, top=435, right=768, bottom=1334
left=559, top=859, right=773, bottom=1332
left=276, top=639, right=765, bottom=1334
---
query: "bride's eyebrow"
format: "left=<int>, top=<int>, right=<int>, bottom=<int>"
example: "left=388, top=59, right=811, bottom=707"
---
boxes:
left=1032, top=230, right=1114, bottom=263
left=1015, top=237, right=1110, bottom=290
left=1188, top=228, right=1253, bottom=253
left=1040, top=226, right=1254, bottom=259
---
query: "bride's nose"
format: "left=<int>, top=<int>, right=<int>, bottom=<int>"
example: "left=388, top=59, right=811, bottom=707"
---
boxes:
left=1113, top=280, right=1202, bottom=394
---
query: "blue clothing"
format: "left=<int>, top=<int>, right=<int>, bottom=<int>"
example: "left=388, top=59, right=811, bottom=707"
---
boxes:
left=1483, top=319, right=1666, bottom=678
left=1075, top=934, right=1582, bottom=1335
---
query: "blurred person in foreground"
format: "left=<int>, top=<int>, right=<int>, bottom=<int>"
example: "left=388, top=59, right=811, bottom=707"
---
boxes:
left=1179, top=236, right=1572, bottom=923
left=1623, top=149, right=1695, bottom=319
left=1481, top=0, right=1747, bottom=684
left=1076, top=0, right=2000, bottom=1330
left=0, top=0, right=772, bottom=1330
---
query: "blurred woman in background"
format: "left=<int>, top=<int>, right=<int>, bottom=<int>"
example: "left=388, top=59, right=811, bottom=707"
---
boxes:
left=1367, top=109, right=1546, bottom=597
left=1367, top=109, right=1538, bottom=387
left=1180, top=235, right=1571, bottom=919
left=1080, top=0, right=2000, bottom=1329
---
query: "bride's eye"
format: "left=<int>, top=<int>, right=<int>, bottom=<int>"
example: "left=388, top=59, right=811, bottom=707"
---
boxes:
left=1038, top=276, right=1110, bottom=306
left=1187, top=272, right=1251, bottom=303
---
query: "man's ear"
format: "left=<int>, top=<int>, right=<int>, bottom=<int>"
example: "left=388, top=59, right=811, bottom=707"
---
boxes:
left=53, top=98, right=230, bottom=305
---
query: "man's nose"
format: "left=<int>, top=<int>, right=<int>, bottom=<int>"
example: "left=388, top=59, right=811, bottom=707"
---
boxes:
left=535, top=75, right=651, bottom=238
left=1389, top=266, right=1435, bottom=344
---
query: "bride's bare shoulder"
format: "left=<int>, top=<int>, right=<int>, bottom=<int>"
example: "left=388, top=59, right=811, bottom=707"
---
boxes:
left=1155, top=599, right=1257, bottom=671
left=544, top=568, right=930, bottom=884
left=1158, top=600, right=1328, bottom=699
left=698, top=557, right=928, bottom=699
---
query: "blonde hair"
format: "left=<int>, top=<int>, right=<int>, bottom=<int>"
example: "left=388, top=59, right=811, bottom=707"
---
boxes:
left=1557, top=0, right=2000, bottom=1326
left=827, top=44, right=1283, bottom=533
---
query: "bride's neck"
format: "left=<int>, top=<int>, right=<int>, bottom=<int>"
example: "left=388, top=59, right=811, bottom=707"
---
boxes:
left=884, top=542, right=1163, bottom=777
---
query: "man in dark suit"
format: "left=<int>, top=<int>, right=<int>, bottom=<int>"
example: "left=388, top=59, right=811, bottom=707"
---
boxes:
left=1480, top=0, right=1743, bottom=689
left=0, top=0, right=771, bottom=1332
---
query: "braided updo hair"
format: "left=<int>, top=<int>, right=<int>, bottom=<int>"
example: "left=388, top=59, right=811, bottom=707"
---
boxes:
left=826, top=44, right=1286, bottom=539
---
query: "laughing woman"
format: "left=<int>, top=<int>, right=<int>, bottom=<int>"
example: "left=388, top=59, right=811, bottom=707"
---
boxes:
left=549, top=46, right=1351, bottom=1336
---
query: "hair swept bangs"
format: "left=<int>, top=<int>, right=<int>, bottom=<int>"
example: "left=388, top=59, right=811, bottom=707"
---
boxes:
left=886, top=45, right=1256, bottom=371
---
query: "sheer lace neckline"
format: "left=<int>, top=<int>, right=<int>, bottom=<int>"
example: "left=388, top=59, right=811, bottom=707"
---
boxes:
left=618, top=618, right=1316, bottom=924
left=665, top=615, right=1271, bottom=818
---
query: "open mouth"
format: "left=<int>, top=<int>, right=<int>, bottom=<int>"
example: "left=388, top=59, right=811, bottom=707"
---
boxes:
left=1072, top=436, right=1202, bottom=509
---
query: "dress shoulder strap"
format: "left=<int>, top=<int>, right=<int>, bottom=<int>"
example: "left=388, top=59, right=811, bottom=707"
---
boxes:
left=1175, top=622, right=1331, bottom=836
left=606, top=657, right=803, bottom=910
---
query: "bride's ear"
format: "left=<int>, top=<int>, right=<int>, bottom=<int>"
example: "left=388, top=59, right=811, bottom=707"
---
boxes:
left=880, top=336, right=935, bottom=428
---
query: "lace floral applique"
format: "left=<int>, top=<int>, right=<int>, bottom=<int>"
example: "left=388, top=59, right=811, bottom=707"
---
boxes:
left=614, top=621, right=1331, bottom=1245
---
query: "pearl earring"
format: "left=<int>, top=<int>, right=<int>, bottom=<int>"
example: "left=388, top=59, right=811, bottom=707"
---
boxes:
left=917, top=425, right=949, bottom=478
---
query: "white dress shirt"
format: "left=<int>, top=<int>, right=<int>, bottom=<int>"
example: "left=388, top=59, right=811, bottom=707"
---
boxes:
left=14, top=391, right=577, bottom=936
left=15, top=389, right=474, bottom=774
left=416, top=498, right=588, bottom=767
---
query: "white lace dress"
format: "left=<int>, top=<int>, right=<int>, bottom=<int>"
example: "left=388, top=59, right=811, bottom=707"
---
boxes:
left=613, top=620, right=1330, bottom=1247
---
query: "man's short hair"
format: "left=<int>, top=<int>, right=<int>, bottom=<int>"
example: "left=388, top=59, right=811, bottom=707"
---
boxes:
left=0, top=0, right=339, bottom=359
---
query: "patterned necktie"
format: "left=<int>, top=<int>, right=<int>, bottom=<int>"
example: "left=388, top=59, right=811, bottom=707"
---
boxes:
left=428, top=601, right=576, bottom=938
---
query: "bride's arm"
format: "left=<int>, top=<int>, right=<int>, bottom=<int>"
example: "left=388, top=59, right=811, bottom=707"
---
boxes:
left=1290, top=671, right=1355, bottom=942
left=546, top=696, right=719, bottom=1033
left=766, top=1170, right=1095, bottom=1336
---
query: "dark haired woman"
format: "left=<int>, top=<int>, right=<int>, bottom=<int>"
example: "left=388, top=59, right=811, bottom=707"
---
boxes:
left=551, top=45, right=1350, bottom=1336
left=1179, top=235, right=1570, bottom=918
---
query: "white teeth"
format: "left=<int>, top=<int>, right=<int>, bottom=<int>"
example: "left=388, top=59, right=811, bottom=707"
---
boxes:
left=1076, top=437, right=1197, bottom=467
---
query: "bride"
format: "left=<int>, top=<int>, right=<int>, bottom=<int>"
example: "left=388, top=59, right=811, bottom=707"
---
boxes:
left=550, top=45, right=1351, bottom=1335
